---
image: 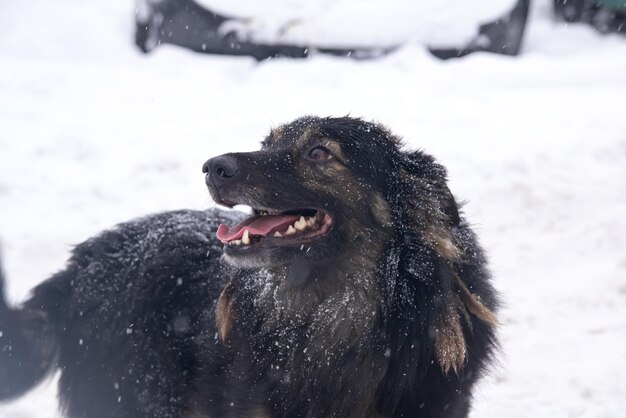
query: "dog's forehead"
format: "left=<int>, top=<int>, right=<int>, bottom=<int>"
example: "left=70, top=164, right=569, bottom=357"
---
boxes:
left=263, top=117, right=323, bottom=149
left=261, top=116, right=397, bottom=156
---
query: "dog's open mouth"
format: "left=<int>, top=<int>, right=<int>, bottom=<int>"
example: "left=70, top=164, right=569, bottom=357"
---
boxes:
left=217, top=208, right=333, bottom=248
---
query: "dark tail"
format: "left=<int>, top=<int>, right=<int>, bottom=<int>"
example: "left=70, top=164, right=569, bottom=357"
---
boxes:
left=0, top=254, right=59, bottom=401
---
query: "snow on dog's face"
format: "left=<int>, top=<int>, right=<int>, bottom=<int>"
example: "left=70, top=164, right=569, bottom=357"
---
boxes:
left=203, top=116, right=398, bottom=270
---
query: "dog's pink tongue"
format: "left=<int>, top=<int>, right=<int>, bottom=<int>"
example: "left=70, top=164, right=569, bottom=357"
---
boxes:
left=216, top=215, right=299, bottom=242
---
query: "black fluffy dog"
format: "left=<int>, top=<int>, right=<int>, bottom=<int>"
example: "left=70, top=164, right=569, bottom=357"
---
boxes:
left=0, top=210, right=241, bottom=417
left=0, top=116, right=498, bottom=418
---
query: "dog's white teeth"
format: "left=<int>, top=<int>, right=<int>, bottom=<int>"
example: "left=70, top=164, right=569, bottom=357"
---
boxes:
left=288, top=216, right=318, bottom=234
left=286, top=225, right=296, bottom=235
left=242, top=229, right=250, bottom=245
left=294, top=216, right=307, bottom=231
left=232, top=240, right=241, bottom=246
left=274, top=231, right=283, bottom=238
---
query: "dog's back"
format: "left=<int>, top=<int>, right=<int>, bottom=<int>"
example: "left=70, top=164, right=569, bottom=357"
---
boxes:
left=0, top=209, right=238, bottom=418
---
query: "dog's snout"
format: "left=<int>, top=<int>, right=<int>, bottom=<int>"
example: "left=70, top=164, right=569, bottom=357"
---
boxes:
left=204, top=155, right=239, bottom=185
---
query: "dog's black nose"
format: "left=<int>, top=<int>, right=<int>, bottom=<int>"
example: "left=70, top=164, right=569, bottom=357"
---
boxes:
left=203, top=155, right=239, bottom=185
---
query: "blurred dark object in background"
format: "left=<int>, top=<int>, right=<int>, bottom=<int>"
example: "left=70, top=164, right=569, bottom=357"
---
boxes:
left=134, top=0, right=624, bottom=62
left=135, top=0, right=391, bottom=60
left=430, top=0, right=529, bottom=59
left=554, top=0, right=626, bottom=34
left=135, top=0, right=528, bottom=60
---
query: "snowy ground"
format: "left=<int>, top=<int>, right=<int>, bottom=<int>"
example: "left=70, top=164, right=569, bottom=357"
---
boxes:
left=1, top=0, right=626, bottom=417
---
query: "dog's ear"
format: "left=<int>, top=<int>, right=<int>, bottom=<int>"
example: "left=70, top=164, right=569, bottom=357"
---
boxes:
left=396, top=151, right=498, bottom=375
left=400, top=150, right=460, bottom=226
left=393, top=150, right=461, bottom=262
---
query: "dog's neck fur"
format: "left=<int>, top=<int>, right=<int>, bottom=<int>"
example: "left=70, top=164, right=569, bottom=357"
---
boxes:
left=247, top=215, right=387, bottom=326
left=251, top=248, right=381, bottom=343
left=231, top=228, right=392, bottom=417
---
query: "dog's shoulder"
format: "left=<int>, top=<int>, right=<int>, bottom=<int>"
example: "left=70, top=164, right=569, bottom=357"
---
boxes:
left=32, top=208, right=240, bottom=417
left=59, top=209, right=236, bottom=306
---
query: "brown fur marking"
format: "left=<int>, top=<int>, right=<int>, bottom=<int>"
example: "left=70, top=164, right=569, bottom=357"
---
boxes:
left=453, top=273, right=498, bottom=326
left=268, top=127, right=284, bottom=145
left=320, top=140, right=347, bottom=163
left=216, top=282, right=235, bottom=342
left=296, top=127, right=315, bottom=148
left=251, top=407, right=272, bottom=418
left=434, top=268, right=497, bottom=374
left=435, top=307, right=466, bottom=375
left=370, top=192, right=391, bottom=225
left=317, top=160, right=351, bottom=178
left=299, top=152, right=356, bottom=201
left=423, top=225, right=461, bottom=262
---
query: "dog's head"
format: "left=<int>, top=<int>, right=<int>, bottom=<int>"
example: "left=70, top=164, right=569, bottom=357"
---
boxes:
left=203, top=116, right=460, bottom=271
left=204, top=116, right=496, bottom=377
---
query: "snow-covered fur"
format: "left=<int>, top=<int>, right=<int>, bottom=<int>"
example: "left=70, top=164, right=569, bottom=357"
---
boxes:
left=0, top=209, right=241, bottom=417
left=201, top=116, right=499, bottom=418
left=0, top=116, right=498, bottom=418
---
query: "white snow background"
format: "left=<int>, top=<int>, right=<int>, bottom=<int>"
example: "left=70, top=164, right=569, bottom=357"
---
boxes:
left=1, top=0, right=626, bottom=417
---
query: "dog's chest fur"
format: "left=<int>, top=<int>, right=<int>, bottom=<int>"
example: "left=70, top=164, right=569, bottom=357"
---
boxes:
left=224, top=255, right=388, bottom=418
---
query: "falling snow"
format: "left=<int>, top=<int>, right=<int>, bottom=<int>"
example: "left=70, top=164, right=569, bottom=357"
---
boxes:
left=1, top=0, right=626, bottom=417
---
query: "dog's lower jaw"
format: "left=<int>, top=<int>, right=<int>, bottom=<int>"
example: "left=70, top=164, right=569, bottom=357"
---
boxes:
left=222, top=251, right=268, bottom=270
left=222, top=246, right=320, bottom=270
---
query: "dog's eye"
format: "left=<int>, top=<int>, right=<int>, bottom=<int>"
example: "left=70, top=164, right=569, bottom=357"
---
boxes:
left=308, top=146, right=333, bottom=161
